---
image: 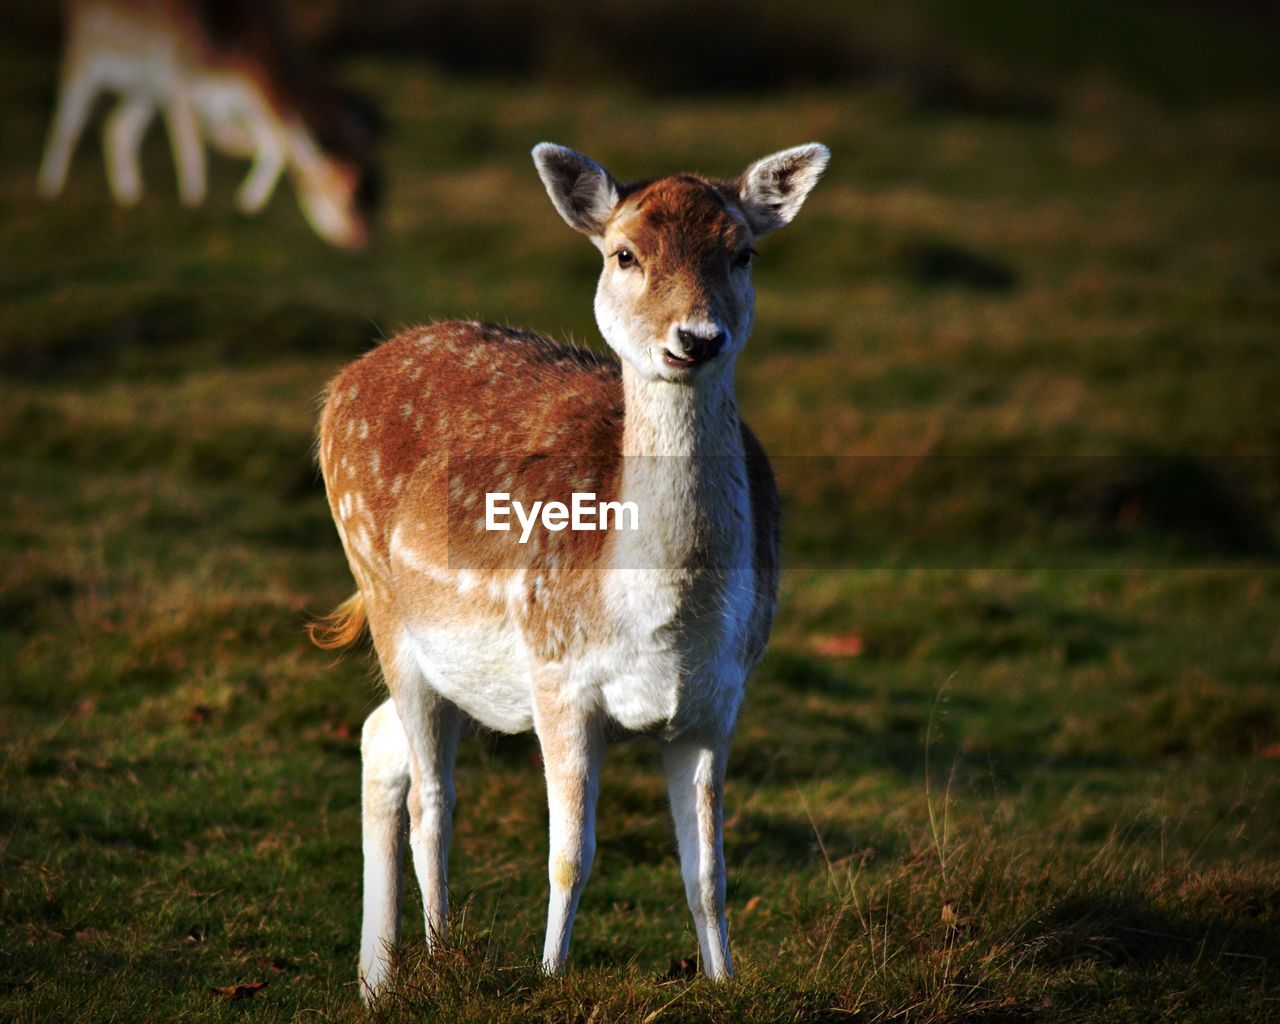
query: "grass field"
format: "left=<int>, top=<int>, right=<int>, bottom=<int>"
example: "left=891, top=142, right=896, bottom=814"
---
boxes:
left=2, top=23, right=1279, bottom=1024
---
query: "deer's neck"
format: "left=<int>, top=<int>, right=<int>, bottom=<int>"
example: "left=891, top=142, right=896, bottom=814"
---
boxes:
left=285, top=120, right=323, bottom=175
left=613, top=362, right=749, bottom=575
left=620, top=363, right=742, bottom=459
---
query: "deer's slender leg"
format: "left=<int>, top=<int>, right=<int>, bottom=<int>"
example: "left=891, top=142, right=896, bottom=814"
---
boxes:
left=662, top=735, right=733, bottom=979
left=103, top=94, right=156, bottom=205
left=359, top=699, right=410, bottom=1001
left=534, top=680, right=605, bottom=974
left=37, top=59, right=99, bottom=198
left=391, top=677, right=461, bottom=953
left=163, top=86, right=206, bottom=207
left=234, top=121, right=287, bottom=213
left=359, top=618, right=459, bottom=1002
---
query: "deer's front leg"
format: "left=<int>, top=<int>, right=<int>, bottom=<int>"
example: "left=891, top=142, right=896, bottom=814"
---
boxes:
left=534, top=681, right=605, bottom=974
left=104, top=95, right=156, bottom=205
left=662, top=735, right=733, bottom=979
left=162, top=86, right=206, bottom=208
left=359, top=700, right=410, bottom=1001
left=234, top=122, right=286, bottom=213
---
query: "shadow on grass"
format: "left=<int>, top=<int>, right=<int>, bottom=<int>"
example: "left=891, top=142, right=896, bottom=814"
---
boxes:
left=0, top=294, right=374, bottom=382
left=1032, top=886, right=1279, bottom=972
left=899, top=238, right=1018, bottom=292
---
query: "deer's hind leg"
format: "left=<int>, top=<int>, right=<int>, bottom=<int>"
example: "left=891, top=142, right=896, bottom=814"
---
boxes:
left=359, top=699, right=410, bottom=1001
left=376, top=633, right=461, bottom=939
left=37, top=52, right=101, bottom=198
left=358, top=622, right=461, bottom=1002
left=397, top=684, right=460, bottom=952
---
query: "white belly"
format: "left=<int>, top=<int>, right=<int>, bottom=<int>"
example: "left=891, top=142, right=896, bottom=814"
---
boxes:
left=398, top=568, right=750, bottom=740
left=401, top=619, right=534, bottom=733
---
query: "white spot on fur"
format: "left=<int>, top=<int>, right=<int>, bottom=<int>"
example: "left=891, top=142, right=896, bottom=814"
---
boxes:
left=353, top=526, right=372, bottom=557
left=504, top=570, right=527, bottom=604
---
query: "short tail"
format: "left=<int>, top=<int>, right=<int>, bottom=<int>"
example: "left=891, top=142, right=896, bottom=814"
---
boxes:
left=307, top=591, right=368, bottom=650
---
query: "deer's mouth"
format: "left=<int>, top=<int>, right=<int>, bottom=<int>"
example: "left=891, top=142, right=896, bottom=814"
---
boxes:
left=661, top=347, right=710, bottom=370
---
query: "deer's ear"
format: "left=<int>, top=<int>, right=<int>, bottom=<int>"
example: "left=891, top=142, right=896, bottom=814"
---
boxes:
left=736, top=143, right=829, bottom=236
left=532, top=143, right=621, bottom=239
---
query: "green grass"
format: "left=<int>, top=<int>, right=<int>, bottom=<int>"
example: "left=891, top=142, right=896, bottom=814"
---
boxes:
left=2, top=31, right=1279, bottom=1024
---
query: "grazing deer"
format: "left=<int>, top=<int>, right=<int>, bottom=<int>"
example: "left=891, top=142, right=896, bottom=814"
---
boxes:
left=37, top=0, right=379, bottom=249
left=311, top=141, right=828, bottom=998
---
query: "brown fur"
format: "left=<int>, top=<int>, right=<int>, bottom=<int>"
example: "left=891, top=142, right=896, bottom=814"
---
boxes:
left=313, top=319, right=777, bottom=664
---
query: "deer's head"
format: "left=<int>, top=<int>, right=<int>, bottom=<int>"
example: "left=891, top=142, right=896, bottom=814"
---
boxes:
left=292, top=154, right=378, bottom=250
left=294, top=86, right=383, bottom=250
left=534, top=142, right=828, bottom=383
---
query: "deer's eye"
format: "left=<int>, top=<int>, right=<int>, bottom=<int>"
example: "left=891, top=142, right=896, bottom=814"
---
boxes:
left=734, top=247, right=756, bottom=269
left=615, top=248, right=637, bottom=269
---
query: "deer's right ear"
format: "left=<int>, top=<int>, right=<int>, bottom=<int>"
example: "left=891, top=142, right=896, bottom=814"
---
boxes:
left=532, top=143, right=620, bottom=241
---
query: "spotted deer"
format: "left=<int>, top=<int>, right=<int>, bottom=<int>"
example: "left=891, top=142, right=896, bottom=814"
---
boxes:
left=312, top=142, right=828, bottom=998
left=37, top=0, right=379, bottom=249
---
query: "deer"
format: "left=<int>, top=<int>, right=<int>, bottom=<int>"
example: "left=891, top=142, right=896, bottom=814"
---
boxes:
left=310, top=141, right=829, bottom=999
left=37, top=0, right=379, bottom=249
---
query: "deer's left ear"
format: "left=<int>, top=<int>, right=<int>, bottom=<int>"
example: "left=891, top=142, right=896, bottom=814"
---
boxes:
left=736, top=143, right=830, bottom=235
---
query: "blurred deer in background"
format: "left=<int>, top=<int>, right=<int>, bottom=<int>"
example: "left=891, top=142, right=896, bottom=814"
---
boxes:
left=310, top=140, right=828, bottom=998
left=37, top=0, right=380, bottom=249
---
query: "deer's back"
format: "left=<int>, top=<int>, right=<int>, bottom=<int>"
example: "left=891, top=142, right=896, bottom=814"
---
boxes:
left=68, top=0, right=302, bottom=126
left=319, top=321, right=624, bottom=574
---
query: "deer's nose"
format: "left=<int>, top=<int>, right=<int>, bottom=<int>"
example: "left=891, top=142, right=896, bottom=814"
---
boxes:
left=675, top=327, right=725, bottom=363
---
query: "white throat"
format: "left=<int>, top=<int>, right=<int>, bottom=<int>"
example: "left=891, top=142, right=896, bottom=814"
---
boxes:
left=611, top=360, right=750, bottom=575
